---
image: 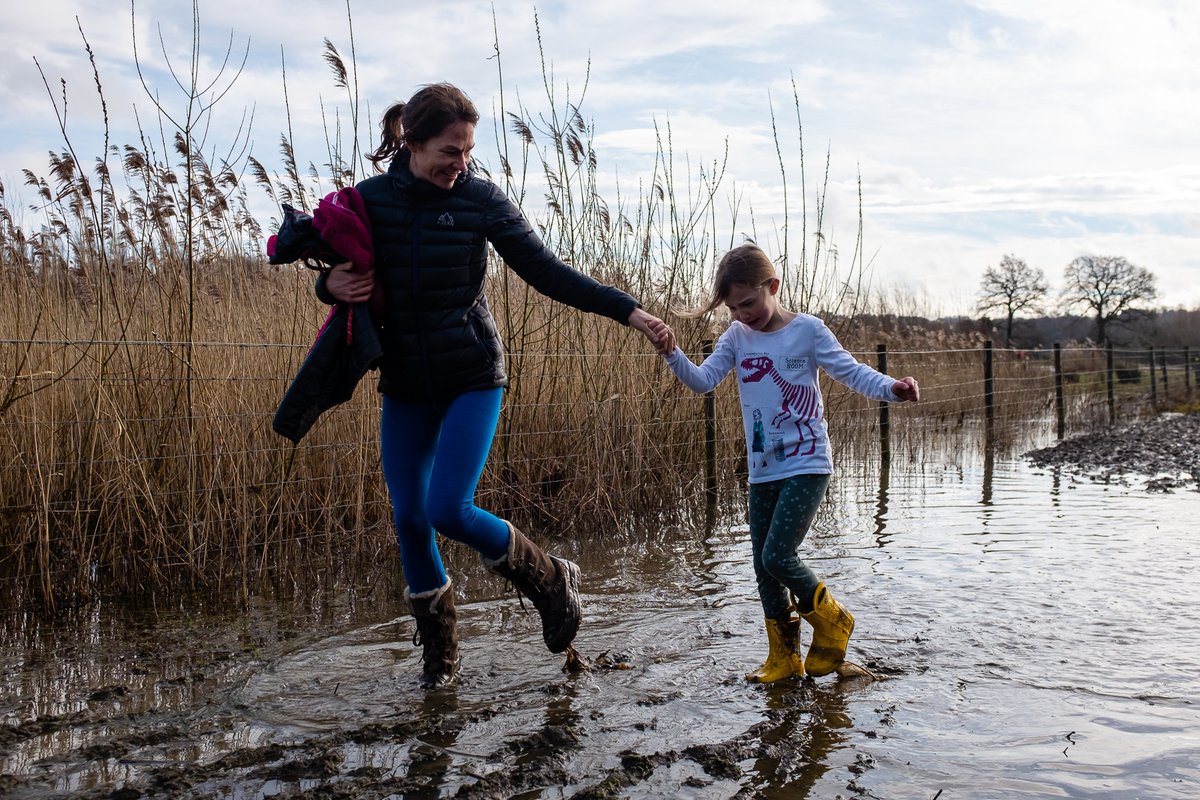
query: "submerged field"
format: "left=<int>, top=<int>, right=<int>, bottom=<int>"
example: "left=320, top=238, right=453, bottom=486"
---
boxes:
left=3, top=423, right=1198, bottom=799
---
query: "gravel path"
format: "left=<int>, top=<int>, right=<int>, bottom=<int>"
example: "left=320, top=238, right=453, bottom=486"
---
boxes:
left=1025, top=412, right=1200, bottom=492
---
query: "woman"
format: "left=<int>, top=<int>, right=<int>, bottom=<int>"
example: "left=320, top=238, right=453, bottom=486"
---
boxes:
left=321, top=83, right=670, bottom=687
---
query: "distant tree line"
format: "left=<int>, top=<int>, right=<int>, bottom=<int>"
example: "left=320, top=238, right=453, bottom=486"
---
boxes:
left=975, top=254, right=1169, bottom=348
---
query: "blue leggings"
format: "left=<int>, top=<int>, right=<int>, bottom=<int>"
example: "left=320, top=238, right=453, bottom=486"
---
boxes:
left=380, top=389, right=510, bottom=595
left=748, top=473, right=831, bottom=620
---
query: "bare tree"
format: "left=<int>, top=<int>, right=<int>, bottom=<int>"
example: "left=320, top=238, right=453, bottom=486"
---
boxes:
left=976, top=254, right=1048, bottom=346
left=1061, top=255, right=1157, bottom=345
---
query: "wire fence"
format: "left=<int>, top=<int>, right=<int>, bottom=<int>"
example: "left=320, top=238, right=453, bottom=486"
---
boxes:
left=1, top=337, right=1195, bottom=610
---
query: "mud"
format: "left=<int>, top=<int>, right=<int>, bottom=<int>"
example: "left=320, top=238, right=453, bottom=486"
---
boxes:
left=1025, top=411, right=1200, bottom=491
left=0, top=595, right=887, bottom=800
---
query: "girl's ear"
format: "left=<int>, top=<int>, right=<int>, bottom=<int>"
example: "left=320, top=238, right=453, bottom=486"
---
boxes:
left=767, top=277, right=782, bottom=296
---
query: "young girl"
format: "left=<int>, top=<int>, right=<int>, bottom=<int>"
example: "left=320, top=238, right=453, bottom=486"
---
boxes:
left=655, top=244, right=918, bottom=682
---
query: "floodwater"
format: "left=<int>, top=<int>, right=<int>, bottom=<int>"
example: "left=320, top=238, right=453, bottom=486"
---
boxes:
left=3, top=436, right=1199, bottom=798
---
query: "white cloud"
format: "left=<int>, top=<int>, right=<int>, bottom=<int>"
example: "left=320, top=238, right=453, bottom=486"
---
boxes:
left=2, top=0, right=1198, bottom=316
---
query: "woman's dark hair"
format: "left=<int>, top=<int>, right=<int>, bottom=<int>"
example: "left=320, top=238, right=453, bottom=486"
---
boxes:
left=367, top=83, right=480, bottom=169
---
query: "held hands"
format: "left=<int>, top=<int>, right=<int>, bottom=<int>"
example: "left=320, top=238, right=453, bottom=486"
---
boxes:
left=628, top=308, right=676, bottom=355
left=892, top=376, right=920, bottom=402
left=325, top=261, right=375, bottom=304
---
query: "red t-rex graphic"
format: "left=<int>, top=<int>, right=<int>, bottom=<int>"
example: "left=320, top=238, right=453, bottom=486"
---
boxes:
left=740, top=355, right=818, bottom=457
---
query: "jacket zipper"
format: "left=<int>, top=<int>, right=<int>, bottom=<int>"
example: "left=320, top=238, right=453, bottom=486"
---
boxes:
left=410, top=210, right=434, bottom=398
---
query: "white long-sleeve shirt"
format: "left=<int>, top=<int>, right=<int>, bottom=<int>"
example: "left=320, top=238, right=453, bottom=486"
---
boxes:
left=664, top=313, right=901, bottom=483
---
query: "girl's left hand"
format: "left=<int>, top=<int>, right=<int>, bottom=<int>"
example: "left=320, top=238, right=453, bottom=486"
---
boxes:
left=893, top=376, right=920, bottom=402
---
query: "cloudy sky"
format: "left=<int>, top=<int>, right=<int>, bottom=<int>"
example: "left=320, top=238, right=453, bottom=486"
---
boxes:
left=2, top=0, right=1197, bottom=315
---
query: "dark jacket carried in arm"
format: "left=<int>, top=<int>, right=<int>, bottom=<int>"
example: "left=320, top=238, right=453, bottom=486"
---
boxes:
left=272, top=187, right=383, bottom=443
left=350, top=150, right=639, bottom=402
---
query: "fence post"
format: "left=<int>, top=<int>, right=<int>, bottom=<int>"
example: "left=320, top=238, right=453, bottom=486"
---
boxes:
left=1186, top=346, right=1192, bottom=393
left=702, top=340, right=717, bottom=511
left=1148, top=347, right=1158, bottom=407
left=1160, top=347, right=1169, bottom=398
left=1054, top=343, right=1065, bottom=440
left=877, top=343, right=890, bottom=463
left=983, top=341, right=994, bottom=439
left=1106, top=343, right=1115, bottom=425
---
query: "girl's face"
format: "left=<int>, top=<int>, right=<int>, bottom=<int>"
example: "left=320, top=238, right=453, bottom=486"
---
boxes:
left=408, top=120, right=476, bottom=189
left=724, top=279, right=785, bottom=332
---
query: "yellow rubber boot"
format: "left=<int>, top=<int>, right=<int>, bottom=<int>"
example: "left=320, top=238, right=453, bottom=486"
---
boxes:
left=745, top=617, right=805, bottom=683
left=800, top=582, right=855, bottom=677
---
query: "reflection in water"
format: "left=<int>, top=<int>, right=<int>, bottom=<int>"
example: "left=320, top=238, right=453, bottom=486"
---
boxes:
left=873, top=459, right=891, bottom=543
left=746, top=682, right=856, bottom=798
left=541, top=692, right=582, bottom=748
left=4, top=437, right=1200, bottom=798
left=704, top=497, right=718, bottom=537
left=981, top=441, right=995, bottom=507
left=403, top=690, right=462, bottom=798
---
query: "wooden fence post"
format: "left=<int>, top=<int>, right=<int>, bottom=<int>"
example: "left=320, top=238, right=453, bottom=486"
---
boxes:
left=983, top=341, right=994, bottom=440
left=702, top=340, right=717, bottom=511
left=1054, top=343, right=1065, bottom=440
left=877, top=344, right=890, bottom=463
left=1161, top=347, right=1169, bottom=397
left=1186, top=346, right=1193, bottom=393
left=1106, top=343, right=1115, bottom=425
left=1148, top=347, right=1158, bottom=407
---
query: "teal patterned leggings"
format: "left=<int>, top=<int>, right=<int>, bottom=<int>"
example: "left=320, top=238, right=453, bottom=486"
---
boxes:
left=748, top=473, right=832, bottom=620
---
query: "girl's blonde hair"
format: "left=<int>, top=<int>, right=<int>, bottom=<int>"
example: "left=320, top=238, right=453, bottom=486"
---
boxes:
left=695, top=244, right=778, bottom=315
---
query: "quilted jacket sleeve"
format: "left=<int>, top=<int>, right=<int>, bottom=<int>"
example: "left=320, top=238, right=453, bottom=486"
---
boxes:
left=481, top=184, right=639, bottom=325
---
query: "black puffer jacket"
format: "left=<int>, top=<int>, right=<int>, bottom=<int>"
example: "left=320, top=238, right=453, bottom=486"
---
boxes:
left=346, top=150, right=639, bottom=402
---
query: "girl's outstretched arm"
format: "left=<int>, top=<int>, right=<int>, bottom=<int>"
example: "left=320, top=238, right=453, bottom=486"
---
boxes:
left=662, top=333, right=736, bottom=394
left=814, top=319, right=912, bottom=402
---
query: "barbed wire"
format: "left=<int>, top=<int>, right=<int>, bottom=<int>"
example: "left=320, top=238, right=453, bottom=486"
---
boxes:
left=2, top=340, right=1195, bottom=603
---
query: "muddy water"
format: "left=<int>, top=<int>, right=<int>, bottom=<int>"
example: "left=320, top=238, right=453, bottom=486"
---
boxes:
left=3, top=441, right=1199, bottom=798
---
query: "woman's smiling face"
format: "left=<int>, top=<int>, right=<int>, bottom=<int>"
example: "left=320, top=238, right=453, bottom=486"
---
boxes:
left=408, top=120, right=475, bottom=190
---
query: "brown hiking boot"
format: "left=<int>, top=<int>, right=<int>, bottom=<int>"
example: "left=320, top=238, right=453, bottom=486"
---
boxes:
left=407, top=581, right=460, bottom=688
left=482, top=522, right=582, bottom=653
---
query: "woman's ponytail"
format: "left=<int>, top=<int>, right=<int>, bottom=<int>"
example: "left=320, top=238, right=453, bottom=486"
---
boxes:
left=367, top=101, right=407, bottom=169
